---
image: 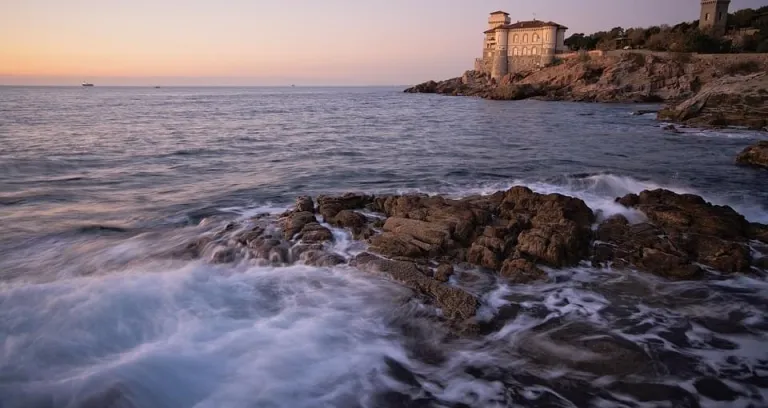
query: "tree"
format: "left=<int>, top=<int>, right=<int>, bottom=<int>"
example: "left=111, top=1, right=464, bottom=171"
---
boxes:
left=627, top=28, right=647, bottom=47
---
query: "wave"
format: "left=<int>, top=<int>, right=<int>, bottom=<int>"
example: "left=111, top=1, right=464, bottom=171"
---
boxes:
left=394, top=173, right=767, bottom=225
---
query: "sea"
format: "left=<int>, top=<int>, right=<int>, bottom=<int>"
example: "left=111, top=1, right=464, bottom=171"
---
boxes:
left=1, top=86, right=767, bottom=408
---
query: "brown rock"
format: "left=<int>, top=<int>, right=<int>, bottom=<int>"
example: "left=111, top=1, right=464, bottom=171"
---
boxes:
left=500, top=258, right=547, bottom=284
left=751, top=223, right=768, bottom=244
left=282, top=211, right=317, bottom=240
left=316, top=193, right=372, bottom=221
left=300, top=250, right=346, bottom=267
left=384, top=217, right=451, bottom=246
left=330, top=210, right=369, bottom=238
left=736, top=141, right=768, bottom=169
left=434, top=264, right=454, bottom=282
left=249, top=238, right=283, bottom=259
left=517, top=223, right=590, bottom=267
left=297, top=222, right=334, bottom=243
left=638, top=248, right=701, bottom=279
left=296, top=196, right=315, bottom=213
left=233, top=226, right=265, bottom=246
left=211, top=247, right=236, bottom=264
left=617, top=189, right=751, bottom=241
left=500, top=186, right=595, bottom=227
left=369, top=232, right=431, bottom=258
left=351, top=252, right=477, bottom=321
left=467, top=236, right=506, bottom=270
left=680, top=234, right=751, bottom=273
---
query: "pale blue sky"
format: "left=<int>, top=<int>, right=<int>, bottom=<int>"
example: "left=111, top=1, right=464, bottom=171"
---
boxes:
left=1, top=0, right=765, bottom=85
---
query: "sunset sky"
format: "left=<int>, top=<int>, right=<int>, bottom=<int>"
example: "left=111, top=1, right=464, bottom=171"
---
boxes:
left=1, top=0, right=765, bottom=86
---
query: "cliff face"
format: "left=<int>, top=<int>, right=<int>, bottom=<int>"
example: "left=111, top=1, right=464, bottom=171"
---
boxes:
left=405, top=52, right=768, bottom=130
left=658, top=72, right=768, bottom=130
left=405, top=53, right=709, bottom=102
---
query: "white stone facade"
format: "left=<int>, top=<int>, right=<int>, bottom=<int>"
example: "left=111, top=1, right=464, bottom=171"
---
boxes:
left=476, top=11, right=568, bottom=80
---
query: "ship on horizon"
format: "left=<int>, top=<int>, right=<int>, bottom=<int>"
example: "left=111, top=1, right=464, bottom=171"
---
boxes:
left=81, top=81, right=94, bottom=87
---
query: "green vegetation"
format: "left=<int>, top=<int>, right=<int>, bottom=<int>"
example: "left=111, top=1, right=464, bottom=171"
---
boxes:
left=564, top=5, right=768, bottom=53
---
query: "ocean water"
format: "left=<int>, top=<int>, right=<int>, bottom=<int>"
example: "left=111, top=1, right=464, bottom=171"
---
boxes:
left=1, top=86, right=767, bottom=408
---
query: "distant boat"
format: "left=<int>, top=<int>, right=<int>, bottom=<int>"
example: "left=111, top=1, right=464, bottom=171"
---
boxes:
left=154, top=86, right=161, bottom=89
left=82, top=82, right=94, bottom=87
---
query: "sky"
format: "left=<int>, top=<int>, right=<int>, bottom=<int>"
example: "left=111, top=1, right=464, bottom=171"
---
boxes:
left=1, top=0, right=766, bottom=86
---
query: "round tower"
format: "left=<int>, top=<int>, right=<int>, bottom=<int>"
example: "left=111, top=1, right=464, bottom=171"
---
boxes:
left=541, top=25, right=558, bottom=66
left=491, top=29, right=509, bottom=81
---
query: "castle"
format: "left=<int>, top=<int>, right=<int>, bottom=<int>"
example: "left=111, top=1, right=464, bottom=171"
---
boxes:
left=475, top=11, right=569, bottom=80
left=699, top=0, right=730, bottom=36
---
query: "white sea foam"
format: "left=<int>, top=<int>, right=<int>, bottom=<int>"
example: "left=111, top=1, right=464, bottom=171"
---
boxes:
left=0, top=261, right=414, bottom=408
left=415, top=173, right=767, bottom=225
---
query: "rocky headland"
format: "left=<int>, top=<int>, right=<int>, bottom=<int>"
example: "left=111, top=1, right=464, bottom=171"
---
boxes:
left=405, top=52, right=768, bottom=130
left=177, top=187, right=768, bottom=330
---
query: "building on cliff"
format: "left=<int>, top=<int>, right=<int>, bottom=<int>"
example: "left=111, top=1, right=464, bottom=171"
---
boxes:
left=475, top=11, right=568, bottom=80
left=699, top=0, right=730, bottom=36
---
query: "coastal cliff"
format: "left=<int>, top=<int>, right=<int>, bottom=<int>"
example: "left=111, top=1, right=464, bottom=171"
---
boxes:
left=406, top=52, right=768, bottom=129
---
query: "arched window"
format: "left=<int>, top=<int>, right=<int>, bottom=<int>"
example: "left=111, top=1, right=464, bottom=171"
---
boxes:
left=533, top=34, right=539, bottom=42
left=523, top=34, right=529, bottom=43
left=512, top=47, right=519, bottom=55
left=532, top=47, right=539, bottom=55
left=513, top=34, right=519, bottom=43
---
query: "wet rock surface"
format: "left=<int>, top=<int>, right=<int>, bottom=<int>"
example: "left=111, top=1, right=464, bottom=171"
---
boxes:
left=736, top=140, right=768, bottom=169
left=174, top=186, right=767, bottom=330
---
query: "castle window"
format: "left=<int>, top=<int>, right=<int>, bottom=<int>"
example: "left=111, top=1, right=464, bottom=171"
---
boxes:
left=532, top=47, right=539, bottom=55
left=533, top=34, right=539, bottom=42
left=523, top=34, right=529, bottom=43
left=513, top=34, right=519, bottom=43
left=705, top=13, right=710, bottom=21
left=513, top=47, right=519, bottom=55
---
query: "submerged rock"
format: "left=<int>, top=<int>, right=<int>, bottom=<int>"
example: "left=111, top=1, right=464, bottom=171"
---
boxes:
left=736, top=141, right=768, bottom=169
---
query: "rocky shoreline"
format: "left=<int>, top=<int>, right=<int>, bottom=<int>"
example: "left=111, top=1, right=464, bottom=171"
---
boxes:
left=177, top=187, right=768, bottom=330
left=405, top=53, right=768, bottom=130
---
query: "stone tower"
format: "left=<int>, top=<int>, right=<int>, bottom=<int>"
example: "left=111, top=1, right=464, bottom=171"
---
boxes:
left=699, top=0, right=730, bottom=35
left=488, top=11, right=510, bottom=81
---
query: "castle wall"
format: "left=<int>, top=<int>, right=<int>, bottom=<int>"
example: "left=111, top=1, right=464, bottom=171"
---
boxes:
left=508, top=56, right=541, bottom=72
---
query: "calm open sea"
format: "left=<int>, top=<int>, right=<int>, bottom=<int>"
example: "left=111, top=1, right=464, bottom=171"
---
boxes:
left=1, top=86, right=767, bottom=408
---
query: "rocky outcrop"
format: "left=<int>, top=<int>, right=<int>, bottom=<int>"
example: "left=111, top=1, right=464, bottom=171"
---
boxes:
left=593, top=189, right=766, bottom=278
left=405, top=53, right=733, bottom=103
left=736, top=141, right=768, bottom=168
left=658, top=73, right=768, bottom=130
left=170, top=186, right=767, bottom=329
left=406, top=54, right=768, bottom=130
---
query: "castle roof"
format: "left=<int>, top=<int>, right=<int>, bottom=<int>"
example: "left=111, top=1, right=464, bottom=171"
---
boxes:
left=489, top=10, right=509, bottom=15
left=484, top=20, right=568, bottom=33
